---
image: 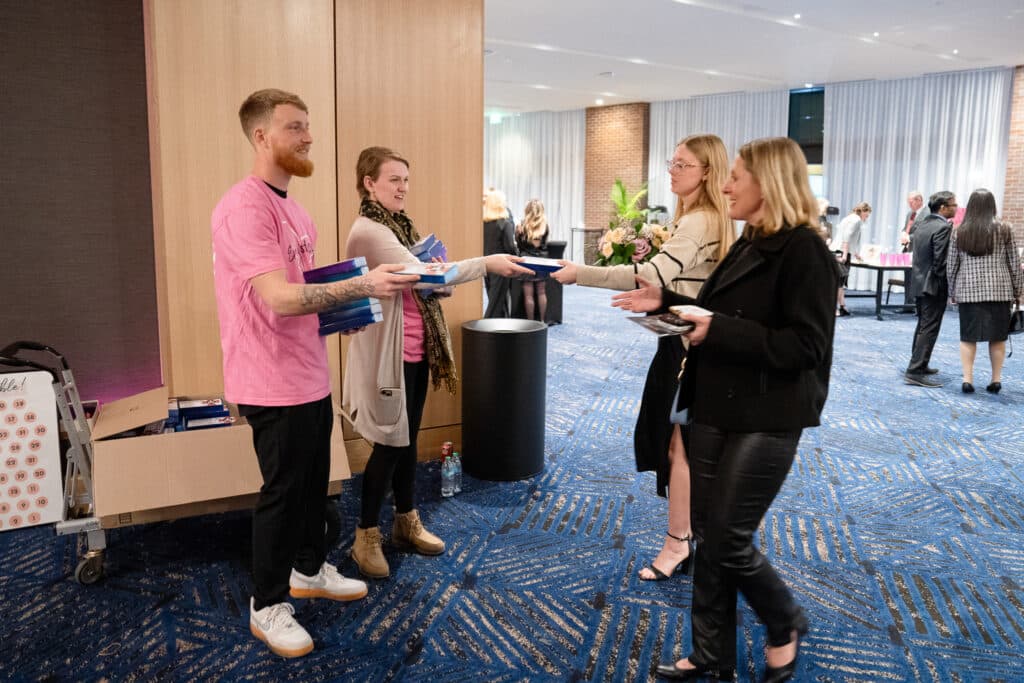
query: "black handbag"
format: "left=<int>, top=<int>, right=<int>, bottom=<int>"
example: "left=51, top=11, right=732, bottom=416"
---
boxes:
left=1010, top=306, right=1024, bottom=335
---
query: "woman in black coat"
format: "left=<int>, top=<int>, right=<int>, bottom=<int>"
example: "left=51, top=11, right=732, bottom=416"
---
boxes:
left=614, top=137, right=838, bottom=682
left=482, top=188, right=519, bottom=317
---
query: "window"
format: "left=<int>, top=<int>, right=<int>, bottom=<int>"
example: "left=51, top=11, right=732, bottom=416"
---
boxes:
left=788, top=88, right=824, bottom=164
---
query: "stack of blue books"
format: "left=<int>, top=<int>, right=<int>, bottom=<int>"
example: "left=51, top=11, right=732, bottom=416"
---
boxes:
left=303, top=257, right=383, bottom=335
left=411, top=233, right=447, bottom=262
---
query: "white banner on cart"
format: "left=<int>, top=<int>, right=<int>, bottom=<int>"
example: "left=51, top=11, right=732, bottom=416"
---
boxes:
left=0, top=371, right=63, bottom=531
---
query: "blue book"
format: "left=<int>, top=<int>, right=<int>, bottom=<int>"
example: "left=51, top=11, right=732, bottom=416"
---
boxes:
left=319, top=296, right=381, bottom=316
left=519, top=256, right=562, bottom=274
left=318, top=311, right=384, bottom=336
left=410, top=234, right=438, bottom=257
left=303, top=257, right=368, bottom=284
left=319, top=301, right=383, bottom=326
left=397, top=262, right=459, bottom=285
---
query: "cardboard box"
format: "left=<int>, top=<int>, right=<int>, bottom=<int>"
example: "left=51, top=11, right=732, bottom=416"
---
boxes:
left=90, top=386, right=350, bottom=525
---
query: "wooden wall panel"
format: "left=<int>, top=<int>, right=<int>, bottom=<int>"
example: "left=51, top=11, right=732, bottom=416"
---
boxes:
left=145, top=0, right=339, bottom=396
left=336, top=0, right=484, bottom=445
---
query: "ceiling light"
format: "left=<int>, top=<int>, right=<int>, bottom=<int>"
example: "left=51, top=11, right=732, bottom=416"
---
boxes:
left=804, top=82, right=813, bottom=88
left=872, top=32, right=879, bottom=38
left=535, top=44, right=554, bottom=51
left=793, top=13, right=801, bottom=19
left=531, top=84, right=551, bottom=90
left=953, top=48, right=959, bottom=55
left=601, top=91, right=617, bottom=97
left=628, top=58, right=648, bottom=65
left=488, top=113, right=503, bottom=125
left=595, top=99, right=604, bottom=105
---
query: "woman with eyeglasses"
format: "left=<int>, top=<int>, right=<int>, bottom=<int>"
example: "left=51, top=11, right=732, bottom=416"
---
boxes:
left=553, top=134, right=734, bottom=582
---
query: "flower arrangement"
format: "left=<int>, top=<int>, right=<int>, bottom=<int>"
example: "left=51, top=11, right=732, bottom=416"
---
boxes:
left=595, top=179, right=671, bottom=266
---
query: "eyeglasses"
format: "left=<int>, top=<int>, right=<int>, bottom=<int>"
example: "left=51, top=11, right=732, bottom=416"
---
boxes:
left=666, top=160, right=705, bottom=172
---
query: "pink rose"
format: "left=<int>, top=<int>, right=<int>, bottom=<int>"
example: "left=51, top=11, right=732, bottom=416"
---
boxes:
left=631, top=238, right=652, bottom=262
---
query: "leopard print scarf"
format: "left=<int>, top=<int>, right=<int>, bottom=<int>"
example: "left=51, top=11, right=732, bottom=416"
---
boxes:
left=359, top=198, right=458, bottom=394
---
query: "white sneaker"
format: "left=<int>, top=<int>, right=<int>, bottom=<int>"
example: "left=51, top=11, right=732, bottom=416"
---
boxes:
left=289, top=562, right=368, bottom=601
left=249, top=598, right=313, bottom=658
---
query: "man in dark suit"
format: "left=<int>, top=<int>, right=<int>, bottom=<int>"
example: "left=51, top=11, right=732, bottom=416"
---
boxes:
left=905, top=191, right=957, bottom=387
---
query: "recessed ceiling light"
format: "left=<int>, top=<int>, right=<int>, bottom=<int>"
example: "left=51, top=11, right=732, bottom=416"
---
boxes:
left=601, top=91, right=617, bottom=97
left=793, top=13, right=801, bottom=19
left=873, top=32, right=879, bottom=37
left=595, top=99, right=604, bottom=105
left=531, top=84, right=551, bottom=90
left=953, top=48, right=959, bottom=55
left=804, top=82, right=813, bottom=88
left=628, top=58, right=648, bottom=65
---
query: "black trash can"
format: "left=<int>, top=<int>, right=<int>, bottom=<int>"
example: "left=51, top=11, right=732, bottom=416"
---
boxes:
left=461, top=319, right=546, bottom=480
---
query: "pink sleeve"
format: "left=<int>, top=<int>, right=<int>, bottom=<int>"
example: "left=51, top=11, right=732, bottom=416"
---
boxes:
left=214, top=202, right=286, bottom=281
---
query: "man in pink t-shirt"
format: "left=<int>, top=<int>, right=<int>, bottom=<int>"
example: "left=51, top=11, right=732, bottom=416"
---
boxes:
left=211, top=89, right=417, bottom=659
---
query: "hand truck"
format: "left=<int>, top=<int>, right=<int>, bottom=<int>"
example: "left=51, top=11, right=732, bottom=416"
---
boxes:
left=0, top=341, right=106, bottom=584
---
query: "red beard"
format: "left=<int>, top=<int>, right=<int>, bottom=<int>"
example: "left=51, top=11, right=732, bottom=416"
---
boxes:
left=275, top=147, right=314, bottom=178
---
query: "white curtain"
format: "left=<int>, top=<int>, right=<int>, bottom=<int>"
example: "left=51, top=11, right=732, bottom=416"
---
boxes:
left=824, top=67, right=1014, bottom=291
left=648, top=90, right=790, bottom=214
left=483, top=110, right=585, bottom=245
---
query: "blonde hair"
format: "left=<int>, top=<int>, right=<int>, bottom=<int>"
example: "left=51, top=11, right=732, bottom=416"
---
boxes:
left=737, top=137, right=820, bottom=238
left=672, top=134, right=735, bottom=262
left=483, top=188, right=508, bottom=222
left=356, top=146, right=409, bottom=200
left=518, top=199, right=547, bottom=244
left=238, top=88, right=307, bottom=143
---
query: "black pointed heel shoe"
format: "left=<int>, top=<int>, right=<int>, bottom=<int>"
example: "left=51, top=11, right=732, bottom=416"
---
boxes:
left=986, top=381, right=1001, bottom=394
left=639, top=532, right=695, bottom=581
left=763, top=611, right=810, bottom=683
left=655, top=657, right=735, bottom=680
left=962, top=382, right=975, bottom=393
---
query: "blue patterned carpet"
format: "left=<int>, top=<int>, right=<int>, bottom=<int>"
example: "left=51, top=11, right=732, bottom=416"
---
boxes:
left=2, top=286, right=1023, bottom=681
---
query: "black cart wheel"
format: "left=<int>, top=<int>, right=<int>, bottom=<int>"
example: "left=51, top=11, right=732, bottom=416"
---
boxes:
left=75, top=552, right=104, bottom=585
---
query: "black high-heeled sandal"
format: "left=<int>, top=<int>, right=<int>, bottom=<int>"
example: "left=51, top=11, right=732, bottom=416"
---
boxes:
left=762, top=611, right=810, bottom=683
left=639, top=532, right=694, bottom=581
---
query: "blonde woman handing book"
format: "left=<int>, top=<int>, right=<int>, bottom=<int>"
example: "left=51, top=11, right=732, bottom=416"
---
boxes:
left=552, top=134, right=734, bottom=581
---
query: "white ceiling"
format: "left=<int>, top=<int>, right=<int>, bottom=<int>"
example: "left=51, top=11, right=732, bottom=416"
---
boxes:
left=484, top=0, right=1024, bottom=116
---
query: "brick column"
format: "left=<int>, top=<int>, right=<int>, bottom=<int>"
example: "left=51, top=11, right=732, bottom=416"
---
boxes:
left=584, top=103, right=650, bottom=263
left=1005, top=65, right=1024, bottom=243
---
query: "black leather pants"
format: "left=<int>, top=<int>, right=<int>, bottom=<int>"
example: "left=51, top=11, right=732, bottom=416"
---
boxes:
left=688, top=423, right=803, bottom=669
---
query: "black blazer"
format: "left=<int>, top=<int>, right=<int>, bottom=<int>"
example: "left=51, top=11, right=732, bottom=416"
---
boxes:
left=667, top=225, right=838, bottom=432
left=908, top=214, right=951, bottom=299
left=483, top=217, right=517, bottom=256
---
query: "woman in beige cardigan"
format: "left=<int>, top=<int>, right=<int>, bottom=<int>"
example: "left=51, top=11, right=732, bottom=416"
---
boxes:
left=552, top=134, right=734, bottom=581
left=343, top=146, right=530, bottom=579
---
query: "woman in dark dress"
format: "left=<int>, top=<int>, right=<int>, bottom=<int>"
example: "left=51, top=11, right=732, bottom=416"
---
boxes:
left=947, top=188, right=1022, bottom=394
left=516, top=199, right=550, bottom=322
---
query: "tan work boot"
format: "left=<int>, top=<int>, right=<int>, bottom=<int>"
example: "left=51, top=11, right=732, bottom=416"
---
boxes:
left=351, top=526, right=389, bottom=579
left=392, top=510, right=446, bottom=556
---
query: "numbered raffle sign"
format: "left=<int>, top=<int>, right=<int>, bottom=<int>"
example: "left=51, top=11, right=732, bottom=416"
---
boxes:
left=0, top=371, right=63, bottom=531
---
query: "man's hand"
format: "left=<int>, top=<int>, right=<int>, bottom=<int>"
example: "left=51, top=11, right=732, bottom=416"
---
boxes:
left=485, top=254, right=534, bottom=277
left=363, top=263, right=421, bottom=297
left=610, top=276, right=664, bottom=313
left=551, top=260, right=577, bottom=284
left=899, top=231, right=910, bottom=245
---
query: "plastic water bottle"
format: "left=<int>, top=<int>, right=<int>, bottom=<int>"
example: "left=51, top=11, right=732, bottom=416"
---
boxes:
left=451, top=451, right=462, bottom=493
left=441, top=455, right=455, bottom=498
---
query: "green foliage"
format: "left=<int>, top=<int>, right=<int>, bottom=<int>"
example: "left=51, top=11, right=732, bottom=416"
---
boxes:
left=609, top=179, right=649, bottom=229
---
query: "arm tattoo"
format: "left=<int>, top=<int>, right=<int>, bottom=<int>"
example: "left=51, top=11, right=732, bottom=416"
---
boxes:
left=299, top=276, right=375, bottom=312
